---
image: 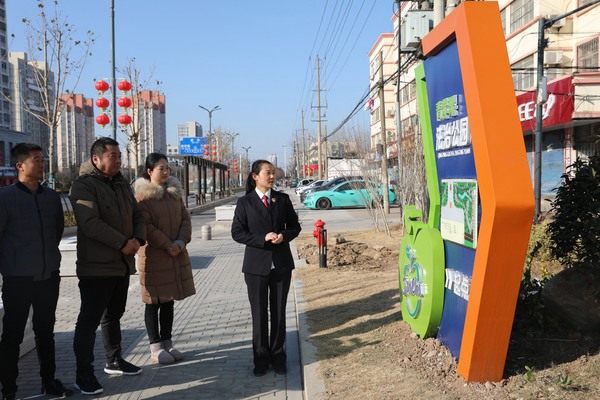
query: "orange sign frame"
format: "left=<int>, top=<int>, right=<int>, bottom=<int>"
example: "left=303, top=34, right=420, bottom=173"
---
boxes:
left=421, top=2, right=535, bottom=382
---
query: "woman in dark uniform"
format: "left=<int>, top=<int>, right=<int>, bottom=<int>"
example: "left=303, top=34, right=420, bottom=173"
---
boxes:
left=231, top=159, right=301, bottom=377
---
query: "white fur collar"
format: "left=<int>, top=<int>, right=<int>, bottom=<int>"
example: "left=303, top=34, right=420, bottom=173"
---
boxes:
left=134, top=176, right=184, bottom=201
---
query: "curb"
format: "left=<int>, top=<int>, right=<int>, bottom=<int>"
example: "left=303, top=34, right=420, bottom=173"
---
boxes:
left=291, top=242, right=326, bottom=400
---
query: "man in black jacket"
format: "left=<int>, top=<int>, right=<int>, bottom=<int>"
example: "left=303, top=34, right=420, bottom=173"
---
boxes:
left=0, top=143, right=72, bottom=400
left=70, top=137, right=146, bottom=395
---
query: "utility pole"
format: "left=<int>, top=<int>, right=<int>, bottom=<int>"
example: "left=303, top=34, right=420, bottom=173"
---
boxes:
left=295, top=130, right=300, bottom=180
left=301, top=109, right=306, bottom=178
left=323, top=126, right=328, bottom=179
left=533, top=0, right=600, bottom=219
left=316, top=56, right=324, bottom=180
left=395, top=0, right=402, bottom=193
left=282, top=144, right=288, bottom=177
left=379, top=51, right=390, bottom=214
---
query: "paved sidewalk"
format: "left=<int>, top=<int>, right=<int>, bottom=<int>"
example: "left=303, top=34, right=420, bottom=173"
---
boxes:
left=11, top=197, right=306, bottom=400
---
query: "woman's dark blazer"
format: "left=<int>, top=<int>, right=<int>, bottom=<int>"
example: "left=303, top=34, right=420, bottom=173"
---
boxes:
left=231, top=189, right=301, bottom=276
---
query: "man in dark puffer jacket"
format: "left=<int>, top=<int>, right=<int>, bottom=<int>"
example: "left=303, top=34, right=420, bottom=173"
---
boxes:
left=69, top=137, right=146, bottom=395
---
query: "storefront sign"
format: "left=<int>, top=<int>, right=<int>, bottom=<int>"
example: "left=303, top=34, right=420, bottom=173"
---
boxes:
left=517, top=76, right=574, bottom=132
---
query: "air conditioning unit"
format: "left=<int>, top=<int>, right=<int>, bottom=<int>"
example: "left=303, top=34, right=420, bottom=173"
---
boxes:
left=547, top=15, right=566, bottom=29
left=402, top=10, right=434, bottom=48
left=545, top=50, right=563, bottom=65
left=386, top=109, right=395, bottom=117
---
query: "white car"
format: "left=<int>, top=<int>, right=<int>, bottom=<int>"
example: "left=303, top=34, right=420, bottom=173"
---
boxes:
left=296, top=179, right=325, bottom=198
left=294, top=179, right=316, bottom=195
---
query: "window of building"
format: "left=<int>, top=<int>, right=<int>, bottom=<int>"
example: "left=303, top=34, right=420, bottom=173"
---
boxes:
left=510, top=0, right=534, bottom=33
left=400, top=80, right=416, bottom=105
left=512, top=55, right=535, bottom=91
left=500, top=8, right=506, bottom=36
left=577, top=37, right=599, bottom=71
left=545, top=67, right=563, bottom=82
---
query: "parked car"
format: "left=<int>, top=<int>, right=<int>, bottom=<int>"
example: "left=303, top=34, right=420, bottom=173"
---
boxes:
left=295, top=178, right=314, bottom=189
left=303, top=179, right=396, bottom=210
left=294, top=179, right=314, bottom=196
left=302, top=175, right=363, bottom=198
left=297, top=179, right=325, bottom=199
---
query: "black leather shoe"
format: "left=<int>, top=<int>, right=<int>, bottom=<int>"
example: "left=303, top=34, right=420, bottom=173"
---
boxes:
left=42, top=379, right=73, bottom=397
left=253, top=366, right=267, bottom=377
left=274, top=364, right=287, bottom=375
left=2, top=393, right=16, bottom=400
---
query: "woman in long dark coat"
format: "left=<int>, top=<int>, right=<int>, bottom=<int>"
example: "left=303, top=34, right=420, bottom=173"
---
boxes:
left=231, top=159, right=301, bottom=376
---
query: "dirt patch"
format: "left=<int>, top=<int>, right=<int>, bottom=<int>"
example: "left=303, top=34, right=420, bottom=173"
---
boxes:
left=294, top=229, right=600, bottom=400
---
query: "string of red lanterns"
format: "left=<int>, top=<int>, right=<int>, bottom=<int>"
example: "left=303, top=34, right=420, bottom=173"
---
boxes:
left=94, top=79, right=133, bottom=128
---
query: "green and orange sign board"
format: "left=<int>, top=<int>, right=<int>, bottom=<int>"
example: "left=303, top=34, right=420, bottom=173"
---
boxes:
left=399, top=2, right=534, bottom=382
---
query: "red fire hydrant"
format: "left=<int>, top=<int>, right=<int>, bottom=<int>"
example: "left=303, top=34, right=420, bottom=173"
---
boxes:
left=313, top=220, right=327, bottom=268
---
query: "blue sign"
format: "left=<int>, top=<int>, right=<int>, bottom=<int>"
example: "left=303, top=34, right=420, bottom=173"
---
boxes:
left=423, top=40, right=478, bottom=359
left=179, top=137, right=207, bottom=155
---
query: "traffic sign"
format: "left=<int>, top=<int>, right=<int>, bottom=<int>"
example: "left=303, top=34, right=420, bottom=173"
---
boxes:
left=179, top=137, right=208, bottom=155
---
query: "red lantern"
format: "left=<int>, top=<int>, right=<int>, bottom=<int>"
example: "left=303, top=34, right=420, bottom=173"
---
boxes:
left=203, top=145, right=209, bottom=150
left=117, top=80, right=132, bottom=93
left=212, top=145, right=217, bottom=149
left=212, top=157, right=216, bottom=161
left=95, top=97, right=110, bottom=111
left=204, top=152, right=209, bottom=157
left=95, top=80, right=110, bottom=94
left=212, top=151, right=217, bottom=156
left=118, top=114, right=132, bottom=126
left=96, top=114, right=110, bottom=128
left=118, top=97, right=132, bottom=110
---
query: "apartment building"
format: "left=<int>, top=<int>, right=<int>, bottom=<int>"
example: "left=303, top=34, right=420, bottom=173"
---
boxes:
left=0, top=0, right=10, bottom=130
left=373, top=0, right=600, bottom=197
left=177, top=121, right=203, bottom=143
left=130, top=89, right=167, bottom=167
left=56, top=93, right=95, bottom=171
left=367, top=32, right=397, bottom=159
left=8, top=51, right=53, bottom=150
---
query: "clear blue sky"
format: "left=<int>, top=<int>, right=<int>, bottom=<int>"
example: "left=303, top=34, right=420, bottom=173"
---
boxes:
left=7, top=1, right=397, bottom=165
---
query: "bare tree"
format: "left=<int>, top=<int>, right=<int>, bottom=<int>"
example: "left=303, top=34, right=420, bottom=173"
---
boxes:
left=118, top=58, right=157, bottom=178
left=336, top=129, right=396, bottom=235
left=14, top=0, right=94, bottom=187
left=397, top=118, right=428, bottom=225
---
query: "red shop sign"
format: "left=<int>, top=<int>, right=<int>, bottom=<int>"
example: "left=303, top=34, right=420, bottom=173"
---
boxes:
left=516, top=76, right=574, bottom=133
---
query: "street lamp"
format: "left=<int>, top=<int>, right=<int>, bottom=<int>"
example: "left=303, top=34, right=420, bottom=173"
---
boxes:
left=282, top=145, right=288, bottom=177
left=198, top=104, right=221, bottom=151
left=224, top=132, right=239, bottom=185
left=242, top=146, right=252, bottom=173
left=224, top=132, right=239, bottom=158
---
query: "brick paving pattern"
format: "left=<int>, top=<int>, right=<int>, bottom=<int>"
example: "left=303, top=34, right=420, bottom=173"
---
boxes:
left=9, top=212, right=303, bottom=400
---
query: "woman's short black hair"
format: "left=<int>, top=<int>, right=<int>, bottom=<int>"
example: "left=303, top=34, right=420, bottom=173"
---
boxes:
left=142, top=153, right=168, bottom=180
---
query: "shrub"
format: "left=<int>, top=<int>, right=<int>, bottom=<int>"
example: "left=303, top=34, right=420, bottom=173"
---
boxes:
left=547, top=156, right=600, bottom=268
